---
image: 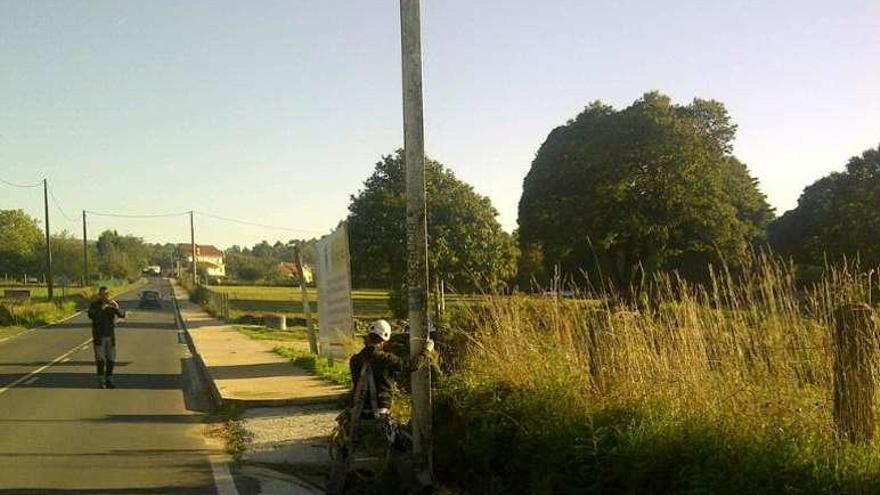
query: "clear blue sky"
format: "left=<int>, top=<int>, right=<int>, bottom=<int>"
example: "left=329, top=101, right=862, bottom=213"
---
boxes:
left=2, top=1, right=878, bottom=248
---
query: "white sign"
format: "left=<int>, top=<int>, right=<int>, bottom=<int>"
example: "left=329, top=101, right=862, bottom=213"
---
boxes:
left=315, top=223, right=354, bottom=356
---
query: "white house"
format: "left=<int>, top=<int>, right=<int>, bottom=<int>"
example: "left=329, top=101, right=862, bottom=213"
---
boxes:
left=180, top=244, right=226, bottom=278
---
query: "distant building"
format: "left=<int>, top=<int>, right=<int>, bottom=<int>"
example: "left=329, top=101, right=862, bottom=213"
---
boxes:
left=277, top=262, right=313, bottom=284
left=180, top=244, right=226, bottom=278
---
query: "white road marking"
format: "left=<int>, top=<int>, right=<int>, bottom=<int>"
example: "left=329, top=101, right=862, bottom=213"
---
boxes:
left=0, top=338, right=92, bottom=397
left=210, top=460, right=239, bottom=495
left=24, top=377, right=39, bottom=385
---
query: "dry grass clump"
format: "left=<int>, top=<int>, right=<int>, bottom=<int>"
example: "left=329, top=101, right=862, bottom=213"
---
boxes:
left=435, top=255, right=880, bottom=494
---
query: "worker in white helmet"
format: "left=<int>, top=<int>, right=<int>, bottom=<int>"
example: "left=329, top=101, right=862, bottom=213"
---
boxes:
left=349, top=319, right=435, bottom=418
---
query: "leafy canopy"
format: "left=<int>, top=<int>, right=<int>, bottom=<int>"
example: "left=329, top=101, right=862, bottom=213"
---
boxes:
left=0, top=209, right=43, bottom=275
left=348, top=150, right=518, bottom=314
left=518, top=92, right=773, bottom=287
left=770, top=144, right=880, bottom=271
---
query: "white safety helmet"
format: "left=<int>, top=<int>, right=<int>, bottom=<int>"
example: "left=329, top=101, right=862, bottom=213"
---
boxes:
left=368, top=319, right=392, bottom=342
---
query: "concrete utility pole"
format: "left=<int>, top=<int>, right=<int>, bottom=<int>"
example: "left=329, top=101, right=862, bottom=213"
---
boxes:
left=294, top=244, right=319, bottom=355
left=190, top=211, right=197, bottom=285
left=82, top=211, right=88, bottom=286
left=43, top=179, right=54, bottom=301
left=400, top=0, right=432, bottom=486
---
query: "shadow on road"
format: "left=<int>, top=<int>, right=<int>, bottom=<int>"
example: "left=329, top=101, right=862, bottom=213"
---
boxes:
left=0, top=361, right=132, bottom=367
left=0, top=414, right=208, bottom=425
left=0, top=488, right=215, bottom=494
left=0, top=373, right=180, bottom=390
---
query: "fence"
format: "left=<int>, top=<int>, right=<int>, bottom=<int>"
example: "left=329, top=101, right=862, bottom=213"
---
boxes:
left=200, top=286, right=230, bottom=321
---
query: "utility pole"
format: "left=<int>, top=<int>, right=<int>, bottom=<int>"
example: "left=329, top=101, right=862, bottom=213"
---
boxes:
left=294, top=244, right=319, bottom=354
left=82, top=210, right=88, bottom=286
left=400, top=0, right=432, bottom=487
left=190, top=211, right=197, bottom=285
left=43, top=179, right=54, bottom=301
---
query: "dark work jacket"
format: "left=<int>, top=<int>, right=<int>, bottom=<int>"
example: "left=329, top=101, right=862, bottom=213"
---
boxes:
left=349, top=345, right=427, bottom=411
left=87, top=301, right=125, bottom=342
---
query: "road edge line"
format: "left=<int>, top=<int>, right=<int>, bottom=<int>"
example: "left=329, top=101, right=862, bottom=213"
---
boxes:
left=0, top=337, right=92, bottom=397
left=0, top=281, right=148, bottom=347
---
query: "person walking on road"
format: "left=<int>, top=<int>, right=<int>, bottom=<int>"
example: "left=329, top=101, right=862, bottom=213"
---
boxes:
left=87, top=286, right=126, bottom=389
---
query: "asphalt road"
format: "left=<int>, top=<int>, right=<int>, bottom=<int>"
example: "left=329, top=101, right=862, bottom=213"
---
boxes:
left=0, top=280, right=228, bottom=494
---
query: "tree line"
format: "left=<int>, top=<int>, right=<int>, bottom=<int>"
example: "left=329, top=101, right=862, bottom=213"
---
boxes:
left=3, top=91, right=877, bottom=301
left=0, top=212, right=177, bottom=283
left=347, top=92, right=879, bottom=308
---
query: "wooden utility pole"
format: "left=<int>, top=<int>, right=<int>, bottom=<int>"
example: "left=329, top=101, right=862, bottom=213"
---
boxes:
left=82, top=210, right=88, bottom=286
left=43, top=179, right=54, bottom=301
left=294, top=244, right=319, bottom=354
left=190, top=211, right=197, bottom=285
left=400, top=0, right=432, bottom=487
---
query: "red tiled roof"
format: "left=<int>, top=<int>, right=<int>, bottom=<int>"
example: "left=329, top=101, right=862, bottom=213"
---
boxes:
left=278, top=262, right=298, bottom=277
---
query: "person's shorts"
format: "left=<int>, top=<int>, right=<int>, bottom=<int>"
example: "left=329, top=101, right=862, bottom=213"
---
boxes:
left=93, top=336, right=116, bottom=361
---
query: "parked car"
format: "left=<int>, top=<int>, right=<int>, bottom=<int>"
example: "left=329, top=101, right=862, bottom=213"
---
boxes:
left=138, top=290, right=162, bottom=309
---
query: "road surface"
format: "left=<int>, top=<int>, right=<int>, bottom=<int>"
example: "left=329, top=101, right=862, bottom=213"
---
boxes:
left=0, top=280, right=233, bottom=494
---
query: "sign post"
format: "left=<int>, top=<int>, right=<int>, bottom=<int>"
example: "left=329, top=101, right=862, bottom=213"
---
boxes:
left=295, top=244, right=319, bottom=355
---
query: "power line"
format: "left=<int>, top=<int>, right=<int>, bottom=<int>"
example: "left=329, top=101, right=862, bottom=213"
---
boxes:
left=0, top=177, right=43, bottom=188
left=85, top=209, right=191, bottom=219
left=194, top=210, right=324, bottom=235
left=47, top=187, right=77, bottom=223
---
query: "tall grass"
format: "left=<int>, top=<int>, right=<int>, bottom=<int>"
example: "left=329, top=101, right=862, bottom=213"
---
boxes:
left=435, top=255, right=880, bottom=494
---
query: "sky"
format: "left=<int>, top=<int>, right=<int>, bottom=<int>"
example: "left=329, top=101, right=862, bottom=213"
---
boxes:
left=2, top=0, right=879, bottom=249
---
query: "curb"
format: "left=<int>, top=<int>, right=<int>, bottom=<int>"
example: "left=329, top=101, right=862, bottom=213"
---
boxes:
left=169, top=281, right=347, bottom=410
left=170, top=281, right=224, bottom=411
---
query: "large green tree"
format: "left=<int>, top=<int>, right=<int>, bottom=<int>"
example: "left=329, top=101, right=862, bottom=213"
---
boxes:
left=348, top=151, right=518, bottom=313
left=769, top=144, right=880, bottom=271
left=518, top=93, right=773, bottom=287
left=0, top=209, right=44, bottom=277
left=95, top=230, right=150, bottom=280
left=48, top=231, right=87, bottom=282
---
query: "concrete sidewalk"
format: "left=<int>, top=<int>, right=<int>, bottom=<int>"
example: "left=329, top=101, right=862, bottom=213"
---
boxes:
left=171, top=282, right=348, bottom=408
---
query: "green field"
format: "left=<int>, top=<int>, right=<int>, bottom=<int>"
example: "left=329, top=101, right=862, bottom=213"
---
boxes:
left=206, top=285, right=392, bottom=319
left=0, top=281, right=139, bottom=303
left=206, top=284, right=483, bottom=321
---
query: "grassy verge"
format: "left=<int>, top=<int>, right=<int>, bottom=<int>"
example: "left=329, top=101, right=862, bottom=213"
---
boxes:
left=274, top=346, right=352, bottom=387
left=236, top=325, right=311, bottom=342
left=430, top=257, right=880, bottom=494
left=0, top=326, right=28, bottom=341
left=0, top=279, right=147, bottom=330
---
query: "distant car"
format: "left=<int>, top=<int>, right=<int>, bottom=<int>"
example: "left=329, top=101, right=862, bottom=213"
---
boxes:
left=142, top=266, right=161, bottom=277
left=138, top=290, right=162, bottom=309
